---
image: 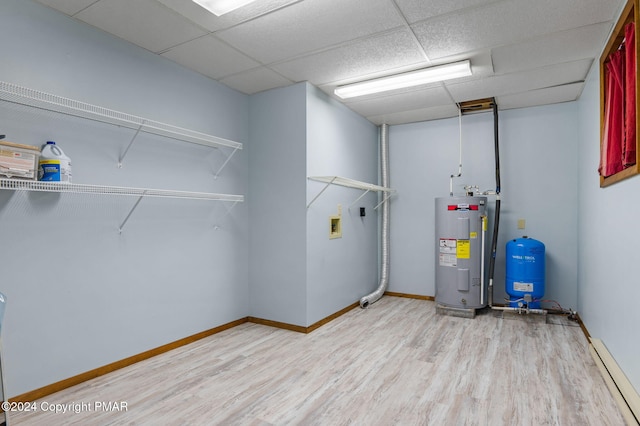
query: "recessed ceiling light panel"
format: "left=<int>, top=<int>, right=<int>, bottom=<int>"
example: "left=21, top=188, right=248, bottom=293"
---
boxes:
left=334, top=60, right=472, bottom=99
left=192, top=0, right=261, bottom=16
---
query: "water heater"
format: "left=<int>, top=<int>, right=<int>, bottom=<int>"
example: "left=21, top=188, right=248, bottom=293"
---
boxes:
left=435, top=196, right=487, bottom=310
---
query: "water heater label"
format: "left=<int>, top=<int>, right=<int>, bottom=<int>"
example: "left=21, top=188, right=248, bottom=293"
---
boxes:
left=513, top=282, right=534, bottom=292
left=457, top=240, right=470, bottom=259
left=439, top=253, right=456, bottom=267
left=439, top=238, right=456, bottom=252
left=439, top=238, right=457, bottom=266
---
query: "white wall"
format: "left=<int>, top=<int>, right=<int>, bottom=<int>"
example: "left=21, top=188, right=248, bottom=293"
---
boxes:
left=248, top=83, right=308, bottom=326
left=389, top=104, right=579, bottom=308
left=0, top=0, right=249, bottom=397
left=577, top=65, right=640, bottom=393
left=305, top=84, right=379, bottom=325
left=249, top=83, right=379, bottom=327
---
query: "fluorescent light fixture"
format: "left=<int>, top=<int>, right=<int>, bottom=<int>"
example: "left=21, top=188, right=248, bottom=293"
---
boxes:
left=192, top=0, right=260, bottom=16
left=334, top=60, right=472, bottom=99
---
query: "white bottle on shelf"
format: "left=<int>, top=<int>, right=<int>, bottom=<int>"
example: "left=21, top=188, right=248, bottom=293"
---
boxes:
left=39, top=141, right=72, bottom=183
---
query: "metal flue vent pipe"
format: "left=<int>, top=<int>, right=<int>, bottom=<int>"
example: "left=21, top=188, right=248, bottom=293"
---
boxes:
left=360, top=123, right=390, bottom=308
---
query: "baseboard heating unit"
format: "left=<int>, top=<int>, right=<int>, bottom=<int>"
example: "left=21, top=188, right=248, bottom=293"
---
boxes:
left=589, top=338, right=640, bottom=425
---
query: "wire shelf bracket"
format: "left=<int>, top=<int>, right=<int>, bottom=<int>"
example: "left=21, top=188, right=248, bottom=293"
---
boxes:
left=213, top=199, right=241, bottom=230
left=349, top=189, right=371, bottom=210
left=213, top=146, right=240, bottom=179
left=118, top=122, right=145, bottom=168
left=119, top=193, right=145, bottom=234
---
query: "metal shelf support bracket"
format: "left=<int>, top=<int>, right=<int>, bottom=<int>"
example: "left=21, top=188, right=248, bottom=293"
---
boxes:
left=119, top=192, right=146, bottom=234
left=213, top=146, right=239, bottom=180
left=307, top=176, right=337, bottom=208
left=348, top=189, right=371, bottom=210
left=213, top=200, right=240, bottom=229
left=374, top=193, right=393, bottom=210
left=118, top=121, right=145, bottom=168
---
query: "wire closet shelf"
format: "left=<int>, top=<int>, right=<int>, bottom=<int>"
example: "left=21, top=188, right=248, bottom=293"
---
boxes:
left=0, top=81, right=245, bottom=232
left=307, top=175, right=395, bottom=209
left=0, top=81, right=243, bottom=151
left=0, top=178, right=244, bottom=202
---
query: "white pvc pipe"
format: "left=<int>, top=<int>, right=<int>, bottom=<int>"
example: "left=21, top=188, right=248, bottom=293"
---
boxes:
left=480, top=215, right=486, bottom=305
left=491, top=306, right=547, bottom=315
left=449, top=108, right=463, bottom=196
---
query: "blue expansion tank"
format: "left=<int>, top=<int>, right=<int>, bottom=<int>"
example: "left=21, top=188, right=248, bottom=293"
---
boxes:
left=505, top=236, right=545, bottom=309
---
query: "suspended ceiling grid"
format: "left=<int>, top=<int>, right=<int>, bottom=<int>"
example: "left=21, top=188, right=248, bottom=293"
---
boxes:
left=35, top=0, right=624, bottom=125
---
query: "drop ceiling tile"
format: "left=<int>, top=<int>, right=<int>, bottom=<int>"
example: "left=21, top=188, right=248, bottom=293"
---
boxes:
left=342, top=85, right=453, bottom=117
left=32, top=0, right=622, bottom=126
left=272, top=29, right=427, bottom=86
left=161, top=35, right=260, bottom=79
left=497, top=82, right=584, bottom=110
left=75, top=0, right=207, bottom=53
left=220, top=67, right=293, bottom=94
left=367, top=104, right=460, bottom=125
left=395, top=0, right=501, bottom=24
left=35, top=0, right=96, bottom=15
left=155, top=0, right=300, bottom=32
left=216, top=0, right=406, bottom=64
left=446, top=58, right=592, bottom=102
left=412, top=0, right=619, bottom=60
left=492, top=22, right=613, bottom=74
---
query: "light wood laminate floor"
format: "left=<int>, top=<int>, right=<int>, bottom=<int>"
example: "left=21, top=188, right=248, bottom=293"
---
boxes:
left=13, top=297, right=625, bottom=425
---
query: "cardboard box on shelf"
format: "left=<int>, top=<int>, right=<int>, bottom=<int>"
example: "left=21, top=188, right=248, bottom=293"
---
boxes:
left=0, top=141, right=40, bottom=180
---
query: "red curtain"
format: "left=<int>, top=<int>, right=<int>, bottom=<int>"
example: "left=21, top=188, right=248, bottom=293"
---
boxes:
left=600, top=49, right=625, bottom=177
left=600, top=21, right=636, bottom=178
left=624, top=21, right=636, bottom=167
